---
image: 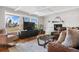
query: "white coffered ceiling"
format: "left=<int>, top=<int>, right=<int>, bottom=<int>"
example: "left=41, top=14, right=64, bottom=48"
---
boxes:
left=5, top=6, right=79, bottom=16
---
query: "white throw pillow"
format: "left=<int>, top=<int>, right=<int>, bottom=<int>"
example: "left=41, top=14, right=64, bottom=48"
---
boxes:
left=62, top=29, right=72, bottom=47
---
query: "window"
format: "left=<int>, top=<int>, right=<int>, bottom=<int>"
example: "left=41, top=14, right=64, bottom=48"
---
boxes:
left=23, top=16, right=30, bottom=22
left=31, top=16, right=38, bottom=24
left=5, top=15, right=20, bottom=33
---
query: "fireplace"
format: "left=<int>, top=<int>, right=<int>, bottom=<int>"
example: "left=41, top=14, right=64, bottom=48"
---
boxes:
left=54, top=24, right=62, bottom=31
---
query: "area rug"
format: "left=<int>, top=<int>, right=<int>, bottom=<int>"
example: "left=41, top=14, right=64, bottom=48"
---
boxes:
left=9, top=41, right=47, bottom=52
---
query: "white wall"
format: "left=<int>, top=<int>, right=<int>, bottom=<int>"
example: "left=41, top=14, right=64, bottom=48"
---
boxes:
left=0, top=8, right=5, bottom=29
left=44, top=8, right=79, bottom=34
left=38, top=17, right=44, bottom=24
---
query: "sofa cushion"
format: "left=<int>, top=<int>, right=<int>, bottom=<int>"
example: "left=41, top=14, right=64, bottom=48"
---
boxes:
left=62, top=29, right=72, bottom=47
left=7, top=35, right=18, bottom=43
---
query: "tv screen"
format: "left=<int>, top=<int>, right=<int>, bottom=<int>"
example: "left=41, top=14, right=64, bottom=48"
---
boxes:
left=23, top=22, right=35, bottom=30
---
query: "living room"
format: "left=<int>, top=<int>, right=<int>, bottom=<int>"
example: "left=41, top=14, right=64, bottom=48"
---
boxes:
left=0, top=6, right=79, bottom=52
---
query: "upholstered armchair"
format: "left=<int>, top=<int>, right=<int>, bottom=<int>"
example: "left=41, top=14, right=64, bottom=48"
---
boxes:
left=0, top=29, right=16, bottom=52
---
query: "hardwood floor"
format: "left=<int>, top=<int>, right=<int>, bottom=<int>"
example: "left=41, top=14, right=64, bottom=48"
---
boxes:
left=0, top=48, right=9, bottom=52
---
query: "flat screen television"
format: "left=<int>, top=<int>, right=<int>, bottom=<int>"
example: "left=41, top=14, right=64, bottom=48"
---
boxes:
left=23, top=22, right=35, bottom=30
